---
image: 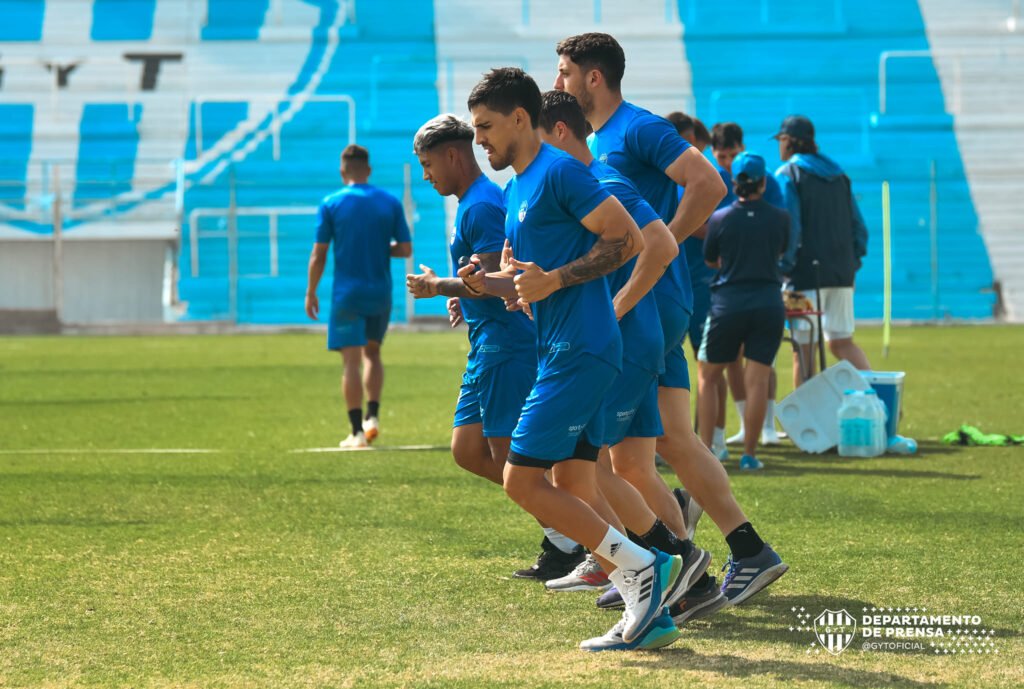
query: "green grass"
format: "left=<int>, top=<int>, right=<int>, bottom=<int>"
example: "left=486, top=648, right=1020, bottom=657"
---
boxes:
left=0, top=327, right=1020, bottom=688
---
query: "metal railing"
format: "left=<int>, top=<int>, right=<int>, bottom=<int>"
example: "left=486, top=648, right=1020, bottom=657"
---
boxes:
left=191, top=94, right=356, bottom=162
left=879, top=48, right=1024, bottom=115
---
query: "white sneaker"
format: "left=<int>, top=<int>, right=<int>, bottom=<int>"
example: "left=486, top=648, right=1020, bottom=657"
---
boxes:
left=761, top=426, right=782, bottom=445
left=615, top=550, right=682, bottom=643
left=545, top=554, right=611, bottom=592
left=363, top=416, right=380, bottom=444
left=339, top=431, right=368, bottom=449
left=579, top=610, right=680, bottom=652
left=726, top=428, right=746, bottom=445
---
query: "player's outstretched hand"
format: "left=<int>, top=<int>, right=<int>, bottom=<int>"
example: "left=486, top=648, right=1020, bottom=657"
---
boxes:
left=447, top=297, right=464, bottom=328
left=509, top=257, right=557, bottom=304
left=457, top=255, right=485, bottom=295
left=406, top=265, right=439, bottom=298
left=305, top=292, right=319, bottom=321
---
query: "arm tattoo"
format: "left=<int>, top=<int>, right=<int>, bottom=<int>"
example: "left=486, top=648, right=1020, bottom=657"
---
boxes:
left=557, top=233, right=634, bottom=288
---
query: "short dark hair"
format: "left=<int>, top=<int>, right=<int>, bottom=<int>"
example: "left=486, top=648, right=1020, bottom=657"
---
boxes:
left=538, top=90, right=588, bottom=141
left=341, top=144, right=369, bottom=166
left=735, top=177, right=765, bottom=198
left=786, top=136, right=819, bottom=155
left=666, top=111, right=694, bottom=135
left=413, top=114, right=474, bottom=154
left=693, top=119, right=710, bottom=148
left=467, top=67, right=541, bottom=128
left=711, top=122, right=743, bottom=151
left=556, top=32, right=626, bottom=91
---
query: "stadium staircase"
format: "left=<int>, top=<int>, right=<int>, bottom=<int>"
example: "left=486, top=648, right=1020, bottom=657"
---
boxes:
left=679, top=0, right=996, bottom=320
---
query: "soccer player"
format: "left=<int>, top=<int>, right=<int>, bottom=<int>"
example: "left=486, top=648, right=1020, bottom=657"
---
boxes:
left=555, top=33, right=788, bottom=605
left=774, top=115, right=871, bottom=383
left=463, top=67, right=704, bottom=650
left=667, top=111, right=710, bottom=151
left=305, top=145, right=411, bottom=448
left=406, top=114, right=585, bottom=580
left=537, top=91, right=726, bottom=626
left=698, top=153, right=790, bottom=470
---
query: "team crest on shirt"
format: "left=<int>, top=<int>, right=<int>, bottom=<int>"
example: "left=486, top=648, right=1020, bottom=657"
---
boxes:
left=598, top=153, right=609, bottom=163
left=518, top=200, right=529, bottom=222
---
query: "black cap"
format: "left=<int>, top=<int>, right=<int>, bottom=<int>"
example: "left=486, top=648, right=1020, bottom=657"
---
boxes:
left=772, top=115, right=815, bottom=141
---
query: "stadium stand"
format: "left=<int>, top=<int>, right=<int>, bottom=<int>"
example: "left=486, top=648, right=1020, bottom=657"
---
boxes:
left=0, top=0, right=1014, bottom=324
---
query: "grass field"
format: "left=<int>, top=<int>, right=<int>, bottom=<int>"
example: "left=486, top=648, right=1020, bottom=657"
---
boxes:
left=0, top=326, right=1021, bottom=688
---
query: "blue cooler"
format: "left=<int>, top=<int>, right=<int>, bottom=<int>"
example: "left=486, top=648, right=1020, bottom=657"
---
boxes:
left=860, top=371, right=905, bottom=440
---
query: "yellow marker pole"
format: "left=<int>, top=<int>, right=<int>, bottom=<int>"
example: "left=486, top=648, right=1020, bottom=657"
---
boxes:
left=882, top=181, right=892, bottom=358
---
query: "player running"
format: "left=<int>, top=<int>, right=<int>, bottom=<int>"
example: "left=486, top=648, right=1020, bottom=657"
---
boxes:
left=462, top=68, right=706, bottom=650
left=554, top=33, right=788, bottom=606
left=406, top=114, right=585, bottom=581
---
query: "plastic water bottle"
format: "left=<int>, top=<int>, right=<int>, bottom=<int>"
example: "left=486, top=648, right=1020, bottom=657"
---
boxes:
left=838, top=390, right=887, bottom=457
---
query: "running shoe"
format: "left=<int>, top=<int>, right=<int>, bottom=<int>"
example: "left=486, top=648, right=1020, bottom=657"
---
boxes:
left=618, top=549, right=683, bottom=643
left=545, top=554, right=611, bottom=592
left=739, top=455, right=764, bottom=471
left=580, top=609, right=680, bottom=652
left=363, top=416, right=380, bottom=443
left=595, top=585, right=624, bottom=610
left=513, top=537, right=585, bottom=581
left=673, top=488, right=703, bottom=541
left=668, top=575, right=729, bottom=625
left=712, top=442, right=730, bottom=462
left=339, top=431, right=368, bottom=449
left=721, top=544, right=789, bottom=606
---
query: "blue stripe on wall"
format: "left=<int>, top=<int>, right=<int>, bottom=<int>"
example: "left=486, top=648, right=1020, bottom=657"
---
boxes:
left=75, top=103, right=142, bottom=207
left=0, top=104, right=33, bottom=209
left=0, top=0, right=45, bottom=40
left=201, top=0, right=270, bottom=40
left=676, top=0, right=994, bottom=319
left=91, top=0, right=156, bottom=41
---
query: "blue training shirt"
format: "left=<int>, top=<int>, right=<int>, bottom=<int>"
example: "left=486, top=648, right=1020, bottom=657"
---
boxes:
left=682, top=163, right=786, bottom=289
left=316, top=183, right=411, bottom=314
left=588, top=159, right=665, bottom=375
left=452, top=174, right=536, bottom=377
left=588, top=101, right=693, bottom=314
left=704, top=199, right=790, bottom=311
left=504, top=144, right=622, bottom=369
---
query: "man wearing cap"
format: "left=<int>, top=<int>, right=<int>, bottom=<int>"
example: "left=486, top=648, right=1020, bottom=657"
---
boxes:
left=697, top=153, right=790, bottom=471
left=773, top=115, right=871, bottom=383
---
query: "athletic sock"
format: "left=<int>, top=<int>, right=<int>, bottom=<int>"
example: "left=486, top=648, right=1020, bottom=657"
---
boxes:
left=763, top=400, right=776, bottom=431
left=593, top=526, right=655, bottom=573
left=641, top=519, right=693, bottom=557
left=347, top=408, right=363, bottom=436
left=694, top=571, right=711, bottom=589
left=725, top=521, right=766, bottom=560
left=365, top=401, right=380, bottom=420
left=734, top=400, right=747, bottom=435
left=626, top=529, right=649, bottom=548
left=713, top=427, right=726, bottom=447
left=542, top=527, right=579, bottom=554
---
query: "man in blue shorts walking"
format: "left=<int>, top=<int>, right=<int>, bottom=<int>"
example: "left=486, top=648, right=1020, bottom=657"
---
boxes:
left=305, top=145, right=412, bottom=448
left=462, top=68, right=704, bottom=650
left=406, top=114, right=585, bottom=581
left=555, top=33, right=788, bottom=606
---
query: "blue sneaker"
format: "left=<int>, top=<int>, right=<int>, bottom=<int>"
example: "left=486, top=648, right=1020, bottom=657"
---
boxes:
left=739, top=454, right=764, bottom=471
left=595, top=585, right=624, bottom=610
left=616, top=549, right=683, bottom=643
left=580, top=609, right=680, bottom=652
left=721, top=544, right=789, bottom=606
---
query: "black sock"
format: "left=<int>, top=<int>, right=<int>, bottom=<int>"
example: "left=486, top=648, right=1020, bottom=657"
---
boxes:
left=348, top=408, right=363, bottom=435
left=626, top=529, right=648, bottom=548
left=725, top=522, right=765, bottom=560
left=641, top=519, right=693, bottom=557
left=694, top=572, right=711, bottom=588
left=366, top=401, right=380, bottom=420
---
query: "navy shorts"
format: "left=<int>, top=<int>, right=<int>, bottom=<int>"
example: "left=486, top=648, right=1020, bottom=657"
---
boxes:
left=656, top=297, right=691, bottom=390
left=602, top=361, right=663, bottom=447
left=699, top=304, right=785, bottom=366
left=508, top=353, right=618, bottom=467
left=452, top=356, right=536, bottom=438
left=327, top=302, right=389, bottom=350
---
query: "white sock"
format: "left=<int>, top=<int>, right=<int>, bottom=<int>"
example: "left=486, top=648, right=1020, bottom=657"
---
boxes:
left=734, top=400, right=747, bottom=433
left=763, top=400, right=776, bottom=431
left=713, top=427, right=726, bottom=447
left=543, top=527, right=579, bottom=554
left=593, top=526, right=654, bottom=574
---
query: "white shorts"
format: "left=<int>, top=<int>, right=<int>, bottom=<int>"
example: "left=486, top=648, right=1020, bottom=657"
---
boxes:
left=790, top=287, right=856, bottom=344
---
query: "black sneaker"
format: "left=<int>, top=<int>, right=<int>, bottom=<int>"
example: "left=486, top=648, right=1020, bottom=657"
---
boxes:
left=513, top=537, right=585, bottom=581
left=669, top=575, right=729, bottom=625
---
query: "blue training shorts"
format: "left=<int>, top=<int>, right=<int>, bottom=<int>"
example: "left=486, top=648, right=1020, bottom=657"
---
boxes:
left=509, top=353, right=618, bottom=467
left=602, top=361, right=663, bottom=447
left=327, top=302, right=389, bottom=350
left=452, top=356, right=536, bottom=438
left=656, top=297, right=692, bottom=390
